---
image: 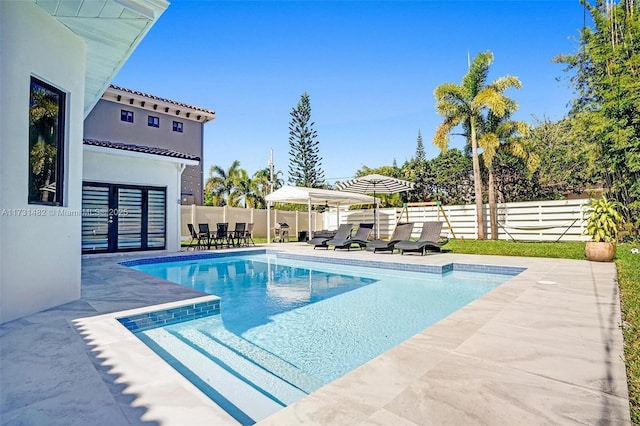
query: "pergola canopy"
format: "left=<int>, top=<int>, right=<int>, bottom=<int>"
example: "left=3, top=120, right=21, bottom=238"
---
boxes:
left=265, top=185, right=378, bottom=206
left=265, top=186, right=377, bottom=242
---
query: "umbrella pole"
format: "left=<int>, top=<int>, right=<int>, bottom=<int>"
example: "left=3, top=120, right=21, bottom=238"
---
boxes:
left=374, top=188, right=378, bottom=239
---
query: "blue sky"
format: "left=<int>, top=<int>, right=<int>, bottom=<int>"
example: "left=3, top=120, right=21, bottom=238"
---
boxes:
left=113, top=0, right=585, bottom=184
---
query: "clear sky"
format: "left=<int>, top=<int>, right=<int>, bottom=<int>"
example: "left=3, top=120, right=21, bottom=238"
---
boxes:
left=112, top=0, right=585, bottom=185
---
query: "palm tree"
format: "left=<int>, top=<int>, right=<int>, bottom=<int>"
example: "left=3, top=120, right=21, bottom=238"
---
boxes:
left=204, top=160, right=242, bottom=206
left=433, top=51, right=520, bottom=239
left=478, top=98, right=538, bottom=239
left=252, top=167, right=284, bottom=208
left=233, top=169, right=259, bottom=208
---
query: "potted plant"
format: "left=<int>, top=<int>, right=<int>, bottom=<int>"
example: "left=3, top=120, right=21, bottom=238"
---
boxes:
left=584, top=196, right=624, bottom=262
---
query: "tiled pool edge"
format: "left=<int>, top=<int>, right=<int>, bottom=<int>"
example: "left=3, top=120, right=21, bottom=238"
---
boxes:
left=118, top=298, right=221, bottom=332
left=119, top=249, right=526, bottom=277
left=119, top=249, right=267, bottom=266
left=275, top=252, right=526, bottom=276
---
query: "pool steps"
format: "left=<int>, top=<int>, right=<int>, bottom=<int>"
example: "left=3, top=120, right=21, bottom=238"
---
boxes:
left=140, top=323, right=320, bottom=423
left=196, top=327, right=324, bottom=394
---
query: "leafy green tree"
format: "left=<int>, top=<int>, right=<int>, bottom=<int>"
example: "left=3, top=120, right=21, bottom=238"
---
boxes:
left=288, top=92, right=325, bottom=188
left=232, top=169, right=258, bottom=208
left=252, top=167, right=284, bottom=209
left=556, top=0, right=640, bottom=233
left=434, top=51, right=520, bottom=239
left=524, top=116, right=601, bottom=198
left=204, top=160, right=242, bottom=206
left=486, top=151, right=548, bottom=202
left=478, top=98, right=537, bottom=239
left=428, top=149, right=474, bottom=205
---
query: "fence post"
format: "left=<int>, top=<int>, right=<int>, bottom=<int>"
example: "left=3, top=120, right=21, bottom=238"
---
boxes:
left=191, top=204, right=196, bottom=227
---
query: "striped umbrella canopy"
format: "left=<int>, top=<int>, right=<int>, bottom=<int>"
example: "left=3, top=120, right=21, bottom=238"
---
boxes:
left=335, top=174, right=415, bottom=195
left=335, top=174, right=415, bottom=238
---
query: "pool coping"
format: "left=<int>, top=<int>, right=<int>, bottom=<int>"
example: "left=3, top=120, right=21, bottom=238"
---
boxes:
left=66, top=245, right=631, bottom=424
left=121, top=248, right=527, bottom=276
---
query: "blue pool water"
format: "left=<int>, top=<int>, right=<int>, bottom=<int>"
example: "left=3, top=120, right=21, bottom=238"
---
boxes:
left=127, top=253, right=520, bottom=424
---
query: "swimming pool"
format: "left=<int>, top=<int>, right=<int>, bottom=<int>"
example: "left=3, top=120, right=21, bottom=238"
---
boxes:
left=122, top=251, right=523, bottom=425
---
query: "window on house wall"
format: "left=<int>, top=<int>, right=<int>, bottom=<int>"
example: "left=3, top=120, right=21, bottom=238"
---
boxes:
left=121, top=110, right=134, bottom=123
left=28, top=77, right=66, bottom=206
left=148, top=116, right=159, bottom=128
left=172, top=121, right=183, bottom=133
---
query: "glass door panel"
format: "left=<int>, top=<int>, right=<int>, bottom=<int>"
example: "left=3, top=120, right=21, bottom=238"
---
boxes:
left=147, top=189, right=166, bottom=248
left=117, top=188, right=143, bottom=250
left=81, top=185, right=110, bottom=252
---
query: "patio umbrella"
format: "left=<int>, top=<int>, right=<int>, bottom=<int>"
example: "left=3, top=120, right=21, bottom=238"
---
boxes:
left=335, top=174, right=415, bottom=238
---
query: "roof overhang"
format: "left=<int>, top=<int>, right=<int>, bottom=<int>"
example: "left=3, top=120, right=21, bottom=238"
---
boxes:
left=84, top=144, right=199, bottom=166
left=34, top=0, right=170, bottom=117
left=105, top=85, right=216, bottom=123
left=265, top=185, right=378, bottom=207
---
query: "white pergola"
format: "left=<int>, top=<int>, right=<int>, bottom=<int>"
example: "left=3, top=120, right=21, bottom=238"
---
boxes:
left=265, top=185, right=378, bottom=242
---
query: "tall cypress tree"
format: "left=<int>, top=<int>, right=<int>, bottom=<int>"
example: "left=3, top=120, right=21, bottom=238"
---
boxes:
left=288, top=92, right=325, bottom=187
left=415, top=129, right=426, bottom=163
left=406, top=130, right=430, bottom=202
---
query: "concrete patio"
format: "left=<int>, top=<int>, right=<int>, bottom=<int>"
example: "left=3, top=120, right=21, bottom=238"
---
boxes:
left=0, top=244, right=631, bottom=425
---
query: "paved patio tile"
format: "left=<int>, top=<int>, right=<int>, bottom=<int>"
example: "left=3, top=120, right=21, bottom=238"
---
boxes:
left=383, top=353, right=629, bottom=426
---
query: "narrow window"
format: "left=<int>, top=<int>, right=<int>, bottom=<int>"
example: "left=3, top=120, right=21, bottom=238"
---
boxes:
left=121, top=110, right=134, bottom=123
left=29, top=77, right=65, bottom=205
left=172, top=121, right=183, bottom=133
left=148, top=116, right=159, bottom=128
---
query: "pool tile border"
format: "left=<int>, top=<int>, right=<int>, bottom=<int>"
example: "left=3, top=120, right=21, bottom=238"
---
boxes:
left=118, top=298, right=221, bottom=332
left=119, top=249, right=266, bottom=267
left=120, top=249, right=525, bottom=277
left=274, top=252, right=526, bottom=276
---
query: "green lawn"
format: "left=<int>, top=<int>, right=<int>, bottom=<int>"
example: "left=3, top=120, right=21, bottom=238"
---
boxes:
left=444, top=239, right=587, bottom=259
left=181, top=236, right=639, bottom=421
left=615, top=244, right=640, bottom=424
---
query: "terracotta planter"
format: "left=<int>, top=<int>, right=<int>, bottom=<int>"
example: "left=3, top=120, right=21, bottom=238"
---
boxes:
left=585, top=241, right=615, bottom=262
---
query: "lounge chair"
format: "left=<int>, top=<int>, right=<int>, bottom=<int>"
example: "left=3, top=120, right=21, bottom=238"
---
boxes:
left=396, top=221, right=449, bottom=255
left=330, top=223, right=374, bottom=250
left=308, top=223, right=354, bottom=249
left=366, top=222, right=414, bottom=253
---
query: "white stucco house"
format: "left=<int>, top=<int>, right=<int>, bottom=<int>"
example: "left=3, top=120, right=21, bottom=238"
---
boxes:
left=82, top=139, right=199, bottom=254
left=0, top=0, right=184, bottom=324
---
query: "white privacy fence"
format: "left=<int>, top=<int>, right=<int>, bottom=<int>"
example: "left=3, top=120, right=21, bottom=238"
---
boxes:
left=351, top=198, right=591, bottom=241
left=181, top=198, right=591, bottom=242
